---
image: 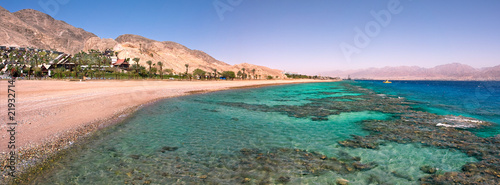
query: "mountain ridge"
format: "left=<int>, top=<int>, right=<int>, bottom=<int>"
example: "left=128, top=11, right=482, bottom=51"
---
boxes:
left=327, top=63, right=500, bottom=80
left=0, top=7, right=285, bottom=78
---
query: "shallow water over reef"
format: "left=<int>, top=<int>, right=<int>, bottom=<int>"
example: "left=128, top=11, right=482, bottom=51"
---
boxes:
left=30, top=82, right=500, bottom=184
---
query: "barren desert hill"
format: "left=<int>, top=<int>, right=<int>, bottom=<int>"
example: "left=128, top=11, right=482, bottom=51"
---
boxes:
left=0, top=6, right=286, bottom=78
left=90, top=34, right=285, bottom=77
left=0, top=7, right=96, bottom=54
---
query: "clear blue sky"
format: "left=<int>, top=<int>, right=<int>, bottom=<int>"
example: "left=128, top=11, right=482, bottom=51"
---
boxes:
left=2, top=0, right=500, bottom=74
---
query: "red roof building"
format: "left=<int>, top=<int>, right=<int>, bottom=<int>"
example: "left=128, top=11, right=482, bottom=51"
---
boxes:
left=113, top=59, right=130, bottom=69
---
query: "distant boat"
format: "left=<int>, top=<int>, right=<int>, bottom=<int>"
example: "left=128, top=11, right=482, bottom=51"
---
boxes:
left=383, top=80, right=392, bottom=83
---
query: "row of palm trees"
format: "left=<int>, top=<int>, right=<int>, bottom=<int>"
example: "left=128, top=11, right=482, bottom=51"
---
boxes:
left=236, top=68, right=259, bottom=80
left=2, top=48, right=270, bottom=80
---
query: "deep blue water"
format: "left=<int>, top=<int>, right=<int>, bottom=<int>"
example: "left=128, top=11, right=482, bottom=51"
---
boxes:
left=356, top=80, right=500, bottom=137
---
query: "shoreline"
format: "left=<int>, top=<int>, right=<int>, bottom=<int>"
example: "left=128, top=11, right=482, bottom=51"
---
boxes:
left=10, top=80, right=499, bottom=184
left=0, top=79, right=336, bottom=183
left=351, top=79, right=500, bottom=82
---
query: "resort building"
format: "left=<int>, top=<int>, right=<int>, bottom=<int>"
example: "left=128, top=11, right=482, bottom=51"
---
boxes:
left=113, top=59, right=130, bottom=69
left=51, top=54, right=74, bottom=70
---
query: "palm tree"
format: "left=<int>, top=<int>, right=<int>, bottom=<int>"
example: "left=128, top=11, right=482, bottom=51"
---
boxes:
left=242, top=68, right=246, bottom=80
left=146, top=60, right=152, bottom=77
left=237, top=71, right=242, bottom=79
left=97, top=55, right=105, bottom=79
left=127, top=67, right=133, bottom=79
left=184, top=63, right=189, bottom=79
left=139, top=66, right=148, bottom=79
left=74, top=65, right=82, bottom=79
left=150, top=67, right=157, bottom=79
left=157, top=61, right=164, bottom=79
left=53, top=67, right=63, bottom=79
left=33, top=67, right=42, bottom=80
left=113, top=67, right=120, bottom=80
left=87, top=57, right=96, bottom=79
left=103, top=55, right=111, bottom=65
left=213, top=68, right=218, bottom=80
left=90, top=56, right=98, bottom=79
left=28, top=61, right=35, bottom=80
left=252, top=69, right=256, bottom=79
left=132, top=58, right=140, bottom=79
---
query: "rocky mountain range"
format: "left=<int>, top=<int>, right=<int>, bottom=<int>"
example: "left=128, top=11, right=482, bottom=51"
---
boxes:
left=0, top=6, right=285, bottom=78
left=328, top=63, right=500, bottom=80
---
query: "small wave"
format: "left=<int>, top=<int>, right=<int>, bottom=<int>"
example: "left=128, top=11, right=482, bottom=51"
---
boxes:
left=436, top=123, right=474, bottom=128
left=435, top=115, right=489, bottom=128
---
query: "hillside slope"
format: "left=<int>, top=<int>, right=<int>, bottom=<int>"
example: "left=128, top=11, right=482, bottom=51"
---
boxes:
left=0, top=6, right=285, bottom=78
left=0, top=7, right=96, bottom=54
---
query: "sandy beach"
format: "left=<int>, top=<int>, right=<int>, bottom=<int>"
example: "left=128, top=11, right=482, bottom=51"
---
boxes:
left=0, top=79, right=326, bottom=154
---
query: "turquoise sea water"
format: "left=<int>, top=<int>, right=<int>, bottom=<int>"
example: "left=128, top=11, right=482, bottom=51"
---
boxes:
left=356, top=80, right=500, bottom=137
left=30, top=82, right=487, bottom=184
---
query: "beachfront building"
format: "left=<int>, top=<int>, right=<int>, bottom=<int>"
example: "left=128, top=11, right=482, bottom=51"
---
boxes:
left=113, top=59, right=130, bottom=70
left=52, top=54, right=74, bottom=70
left=39, top=64, right=51, bottom=76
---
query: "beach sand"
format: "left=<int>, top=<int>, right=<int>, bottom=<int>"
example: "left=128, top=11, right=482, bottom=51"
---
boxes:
left=0, top=79, right=326, bottom=154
